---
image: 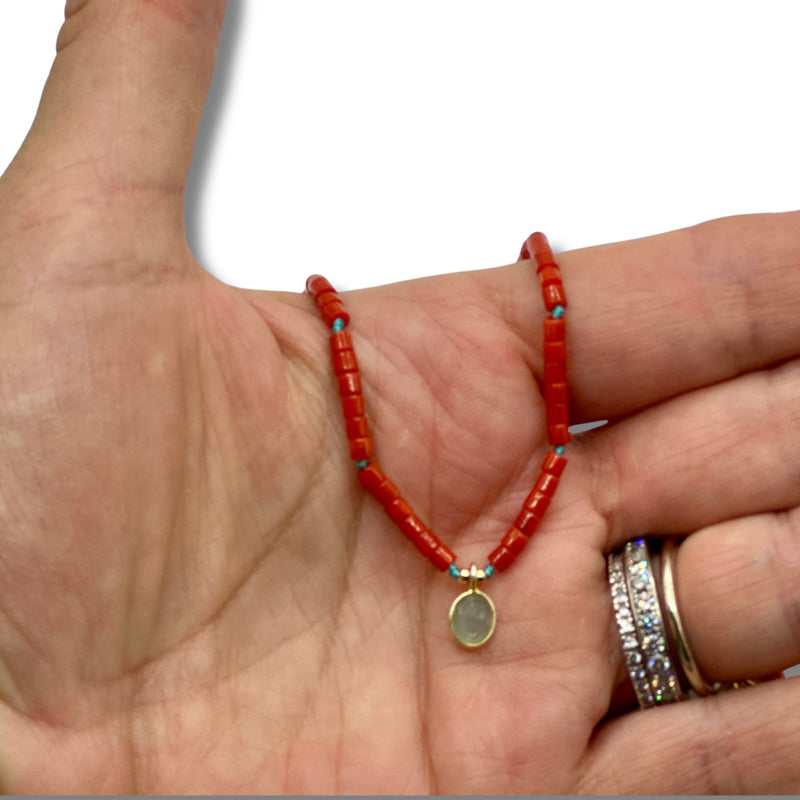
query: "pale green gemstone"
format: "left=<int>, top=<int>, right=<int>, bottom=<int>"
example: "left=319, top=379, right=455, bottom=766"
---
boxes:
left=449, top=589, right=496, bottom=648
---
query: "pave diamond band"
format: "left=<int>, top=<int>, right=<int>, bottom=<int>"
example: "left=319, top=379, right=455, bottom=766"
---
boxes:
left=608, top=538, right=685, bottom=708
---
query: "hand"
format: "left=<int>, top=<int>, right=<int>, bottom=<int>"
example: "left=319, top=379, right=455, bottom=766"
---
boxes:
left=1, top=1, right=799, bottom=792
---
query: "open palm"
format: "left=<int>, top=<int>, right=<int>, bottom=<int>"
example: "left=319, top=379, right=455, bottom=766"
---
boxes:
left=1, top=2, right=799, bottom=793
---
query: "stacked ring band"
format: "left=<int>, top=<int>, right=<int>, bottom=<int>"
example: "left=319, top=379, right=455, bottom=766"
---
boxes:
left=608, top=538, right=684, bottom=708
left=608, top=537, right=771, bottom=708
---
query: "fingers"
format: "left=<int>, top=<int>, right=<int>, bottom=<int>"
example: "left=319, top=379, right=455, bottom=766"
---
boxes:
left=588, top=357, right=800, bottom=541
left=8, top=0, right=227, bottom=253
left=582, top=679, right=800, bottom=794
left=672, top=510, right=800, bottom=683
left=483, top=212, right=800, bottom=421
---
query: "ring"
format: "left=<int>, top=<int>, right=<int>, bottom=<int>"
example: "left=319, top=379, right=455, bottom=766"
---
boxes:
left=660, top=538, right=713, bottom=696
left=607, top=538, right=684, bottom=708
left=660, top=538, right=768, bottom=696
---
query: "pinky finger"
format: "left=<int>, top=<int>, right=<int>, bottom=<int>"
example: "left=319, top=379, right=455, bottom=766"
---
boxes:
left=579, top=678, right=800, bottom=794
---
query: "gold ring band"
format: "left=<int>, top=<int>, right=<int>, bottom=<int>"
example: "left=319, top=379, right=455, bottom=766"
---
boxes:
left=660, top=539, right=713, bottom=696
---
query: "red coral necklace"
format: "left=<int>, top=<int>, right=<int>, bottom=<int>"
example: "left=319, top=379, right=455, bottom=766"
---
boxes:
left=305, top=232, right=570, bottom=648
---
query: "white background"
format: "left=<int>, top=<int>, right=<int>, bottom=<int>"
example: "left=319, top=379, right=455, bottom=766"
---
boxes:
left=1, top=1, right=799, bottom=292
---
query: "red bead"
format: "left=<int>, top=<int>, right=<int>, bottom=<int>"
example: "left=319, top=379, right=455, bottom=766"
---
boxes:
left=534, top=472, right=559, bottom=498
left=386, top=497, right=413, bottom=523
left=541, top=451, right=568, bottom=477
left=544, top=382, right=568, bottom=406
left=306, top=274, right=336, bottom=298
left=338, top=372, right=362, bottom=396
left=544, top=383, right=567, bottom=406
left=329, top=330, right=353, bottom=352
left=548, top=424, right=572, bottom=446
left=488, top=544, right=516, bottom=572
left=544, top=341, right=566, bottom=365
left=538, top=265, right=561, bottom=285
left=544, top=317, right=566, bottom=342
left=544, top=361, right=567, bottom=384
left=430, top=543, right=457, bottom=571
left=515, top=504, right=547, bottom=536
left=345, top=416, right=370, bottom=439
left=399, top=513, right=427, bottom=541
left=368, top=473, right=401, bottom=505
left=332, top=349, right=358, bottom=375
left=357, top=463, right=385, bottom=493
left=319, top=296, right=350, bottom=328
left=340, top=393, right=366, bottom=418
left=547, top=403, right=569, bottom=426
left=502, top=526, right=530, bottom=556
left=530, top=232, right=558, bottom=269
left=413, top=529, right=439, bottom=558
left=523, top=490, right=551, bottom=519
left=543, top=282, right=567, bottom=311
left=349, top=437, right=373, bottom=461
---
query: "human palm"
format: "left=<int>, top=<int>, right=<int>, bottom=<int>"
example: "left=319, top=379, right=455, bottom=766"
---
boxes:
left=2, top=1, right=800, bottom=793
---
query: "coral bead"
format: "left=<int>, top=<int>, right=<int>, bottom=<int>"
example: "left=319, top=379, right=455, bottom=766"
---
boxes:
left=548, top=424, right=572, bottom=446
left=488, top=545, right=516, bottom=572
left=502, top=526, right=530, bottom=556
left=544, top=317, right=566, bottom=342
left=541, top=451, right=568, bottom=477
left=430, top=544, right=457, bottom=571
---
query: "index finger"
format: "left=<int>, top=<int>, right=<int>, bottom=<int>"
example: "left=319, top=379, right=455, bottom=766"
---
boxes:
left=485, top=211, right=800, bottom=421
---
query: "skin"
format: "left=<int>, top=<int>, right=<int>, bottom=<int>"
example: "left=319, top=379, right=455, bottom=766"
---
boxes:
left=1, top=0, right=800, bottom=793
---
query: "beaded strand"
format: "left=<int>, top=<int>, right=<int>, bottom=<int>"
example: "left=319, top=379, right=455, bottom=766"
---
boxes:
left=305, top=231, right=570, bottom=580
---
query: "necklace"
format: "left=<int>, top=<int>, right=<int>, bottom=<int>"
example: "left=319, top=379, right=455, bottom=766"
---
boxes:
left=305, top=232, right=570, bottom=648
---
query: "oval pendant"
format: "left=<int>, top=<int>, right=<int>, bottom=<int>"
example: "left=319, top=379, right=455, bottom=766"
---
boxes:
left=449, top=587, right=496, bottom=648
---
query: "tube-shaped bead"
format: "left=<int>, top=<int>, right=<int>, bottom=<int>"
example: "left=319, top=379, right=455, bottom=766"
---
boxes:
left=543, top=282, right=567, bottom=311
left=544, top=362, right=567, bottom=384
left=329, top=330, right=353, bottom=352
left=332, top=349, right=358, bottom=375
left=546, top=403, right=569, bottom=426
left=544, top=317, right=566, bottom=342
left=345, top=416, right=370, bottom=439
left=430, top=543, right=457, bottom=571
left=523, top=489, right=551, bottom=518
left=488, top=544, right=516, bottom=572
left=501, top=527, right=530, bottom=556
left=306, top=274, right=336, bottom=298
left=538, top=265, right=561, bottom=285
left=386, top=497, right=414, bottom=523
left=338, top=372, right=362, bottom=396
left=541, top=450, right=568, bottom=477
left=516, top=503, right=548, bottom=536
left=534, top=472, right=559, bottom=498
left=544, top=341, right=566, bottom=365
left=548, top=424, right=572, bottom=446
left=340, top=394, right=366, bottom=418
left=544, top=382, right=568, bottom=406
left=349, top=437, right=373, bottom=461
left=413, top=528, right=440, bottom=558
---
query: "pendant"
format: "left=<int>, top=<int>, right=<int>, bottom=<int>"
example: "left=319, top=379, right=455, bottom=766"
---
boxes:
left=449, top=564, right=496, bottom=648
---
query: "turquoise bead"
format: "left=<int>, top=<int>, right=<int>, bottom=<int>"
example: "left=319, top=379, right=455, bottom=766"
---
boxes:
left=552, top=305, right=565, bottom=319
left=484, top=564, right=495, bottom=579
left=449, top=563, right=461, bottom=579
left=332, top=318, right=346, bottom=332
left=554, top=445, right=566, bottom=456
left=356, top=460, right=370, bottom=470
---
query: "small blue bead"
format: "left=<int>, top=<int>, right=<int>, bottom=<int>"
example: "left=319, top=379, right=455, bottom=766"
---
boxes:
left=449, top=564, right=461, bottom=579
left=355, top=459, right=370, bottom=470
left=484, top=564, right=495, bottom=579
left=552, top=305, right=565, bottom=319
left=332, top=318, right=346, bottom=332
left=554, top=445, right=566, bottom=456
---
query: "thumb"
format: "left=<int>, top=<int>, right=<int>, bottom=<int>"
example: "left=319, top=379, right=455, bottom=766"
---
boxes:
left=12, top=0, right=227, bottom=238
